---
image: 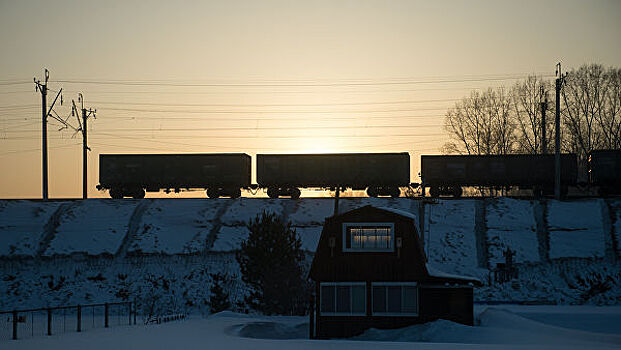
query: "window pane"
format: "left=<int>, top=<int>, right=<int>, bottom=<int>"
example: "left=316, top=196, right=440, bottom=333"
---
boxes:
left=344, top=225, right=393, bottom=251
left=387, top=286, right=402, bottom=313
left=336, top=286, right=351, bottom=313
left=372, top=286, right=386, bottom=313
left=402, top=286, right=417, bottom=314
left=352, top=285, right=365, bottom=314
left=320, top=286, right=335, bottom=313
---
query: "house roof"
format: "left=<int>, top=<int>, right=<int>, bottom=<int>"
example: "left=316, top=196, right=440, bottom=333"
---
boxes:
left=425, top=263, right=482, bottom=286
left=375, top=206, right=418, bottom=222
left=314, top=205, right=482, bottom=287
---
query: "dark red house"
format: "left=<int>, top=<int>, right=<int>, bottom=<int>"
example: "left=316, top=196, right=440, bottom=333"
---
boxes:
left=309, top=205, right=481, bottom=339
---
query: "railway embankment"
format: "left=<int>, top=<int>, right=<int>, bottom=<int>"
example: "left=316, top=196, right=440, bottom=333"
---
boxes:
left=1, top=197, right=619, bottom=311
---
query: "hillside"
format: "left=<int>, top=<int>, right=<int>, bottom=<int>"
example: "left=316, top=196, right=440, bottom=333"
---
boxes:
left=1, top=197, right=620, bottom=312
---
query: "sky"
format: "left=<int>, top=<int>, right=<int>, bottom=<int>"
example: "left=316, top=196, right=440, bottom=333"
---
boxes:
left=0, top=0, right=620, bottom=198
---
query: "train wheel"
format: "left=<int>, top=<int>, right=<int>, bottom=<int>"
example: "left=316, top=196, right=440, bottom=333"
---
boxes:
left=109, top=188, right=123, bottom=199
left=429, top=187, right=440, bottom=198
left=290, top=188, right=301, bottom=199
left=390, top=187, right=401, bottom=198
left=366, top=187, right=378, bottom=197
left=267, top=187, right=279, bottom=199
left=230, top=188, right=242, bottom=199
left=206, top=188, right=219, bottom=199
left=132, top=189, right=146, bottom=199
left=452, top=186, right=463, bottom=198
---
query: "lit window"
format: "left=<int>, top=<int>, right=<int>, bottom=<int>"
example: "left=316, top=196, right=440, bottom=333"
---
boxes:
left=343, top=223, right=394, bottom=252
left=320, top=282, right=366, bottom=316
left=372, top=282, right=418, bottom=316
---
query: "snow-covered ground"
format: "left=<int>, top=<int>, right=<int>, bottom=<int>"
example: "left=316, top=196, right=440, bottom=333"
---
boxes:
left=425, top=200, right=482, bottom=278
left=486, top=198, right=540, bottom=264
left=44, top=200, right=135, bottom=256
left=1, top=198, right=620, bottom=312
left=2, top=306, right=621, bottom=350
left=0, top=200, right=60, bottom=256
left=547, top=199, right=606, bottom=259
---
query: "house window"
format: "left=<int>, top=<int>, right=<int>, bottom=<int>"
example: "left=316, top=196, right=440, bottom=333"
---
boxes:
left=320, top=282, right=366, bottom=316
left=372, top=282, right=418, bottom=316
left=343, top=223, right=394, bottom=252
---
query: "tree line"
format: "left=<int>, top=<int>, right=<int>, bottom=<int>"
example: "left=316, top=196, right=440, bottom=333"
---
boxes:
left=443, top=63, right=621, bottom=168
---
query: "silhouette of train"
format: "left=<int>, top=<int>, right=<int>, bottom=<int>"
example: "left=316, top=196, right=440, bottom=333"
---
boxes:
left=96, top=150, right=621, bottom=198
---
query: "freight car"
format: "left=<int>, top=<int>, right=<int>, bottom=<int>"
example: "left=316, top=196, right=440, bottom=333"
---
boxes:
left=420, top=154, right=578, bottom=197
left=589, top=149, right=621, bottom=195
left=256, top=153, right=410, bottom=198
left=96, top=153, right=251, bottom=199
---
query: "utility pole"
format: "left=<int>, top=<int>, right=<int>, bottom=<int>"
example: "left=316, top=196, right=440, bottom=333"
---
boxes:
left=554, top=63, right=567, bottom=199
left=73, top=94, right=96, bottom=199
left=34, top=69, right=62, bottom=200
left=333, top=186, right=341, bottom=216
left=540, top=85, right=548, bottom=155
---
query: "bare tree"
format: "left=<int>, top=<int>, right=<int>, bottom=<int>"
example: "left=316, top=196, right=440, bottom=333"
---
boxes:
left=561, top=64, right=607, bottom=161
left=511, top=76, right=555, bottom=154
left=597, top=67, right=621, bottom=149
left=443, top=88, right=515, bottom=155
left=487, top=87, right=515, bottom=155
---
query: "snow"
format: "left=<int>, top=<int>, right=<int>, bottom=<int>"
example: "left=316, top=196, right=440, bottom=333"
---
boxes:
left=376, top=206, right=419, bottom=222
left=287, top=199, right=334, bottom=226
left=610, top=200, right=621, bottom=252
left=425, top=200, right=481, bottom=278
left=44, top=200, right=134, bottom=256
left=0, top=200, right=60, bottom=256
left=486, top=198, right=540, bottom=264
left=292, top=226, right=323, bottom=252
left=3, top=306, right=621, bottom=350
left=547, top=200, right=606, bottom=259
left=425, top=263, right=481, bottom=284
left=211, top=225, right=250, bottom=252
left=220, top=199, right=283, bottom=226
left=128, top=199, right=222, bottom=255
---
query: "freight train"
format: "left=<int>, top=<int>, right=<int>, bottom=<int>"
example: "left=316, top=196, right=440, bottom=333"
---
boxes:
left=96, top=150, right=621, bottom=199
left=97, top=152, right=410, bottom=199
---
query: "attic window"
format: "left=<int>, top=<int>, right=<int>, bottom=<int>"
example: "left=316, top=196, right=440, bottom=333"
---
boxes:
left=342, top=223, right=394, bottom=252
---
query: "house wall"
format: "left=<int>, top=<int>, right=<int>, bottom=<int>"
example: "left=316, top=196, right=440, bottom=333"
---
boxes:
left=315, top=281, right=474, bottom=339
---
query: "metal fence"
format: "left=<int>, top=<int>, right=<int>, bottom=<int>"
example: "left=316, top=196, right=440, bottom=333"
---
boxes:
left=0, top=301, right=135, bottom=341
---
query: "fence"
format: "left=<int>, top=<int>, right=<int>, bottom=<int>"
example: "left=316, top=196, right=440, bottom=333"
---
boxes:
left=0, top=301, right=135, bottom=341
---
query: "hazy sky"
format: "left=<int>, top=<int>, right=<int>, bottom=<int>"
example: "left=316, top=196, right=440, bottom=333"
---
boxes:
left=1, top=0, right=620, bottom=198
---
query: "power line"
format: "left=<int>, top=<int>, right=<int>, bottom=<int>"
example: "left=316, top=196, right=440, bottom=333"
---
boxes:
left=88, top=98, right=458, bottom=108
left=97, top=106, right=450, bottom=114
left=0, top=123, right=444, bottom=134
left=51, top=75, right=552, bottom=88
left=0, top=142, right=80, bottom=157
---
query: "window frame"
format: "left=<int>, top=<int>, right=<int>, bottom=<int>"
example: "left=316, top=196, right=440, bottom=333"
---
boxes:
left=342, top=222, right=395, bottom=252
left=371, top=282, right=419, bottom=317
left=319, top=282, right=367, bottom=316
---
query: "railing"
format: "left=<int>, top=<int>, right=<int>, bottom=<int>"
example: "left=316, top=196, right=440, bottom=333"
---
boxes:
left=0, top=301, right=135, bottom=341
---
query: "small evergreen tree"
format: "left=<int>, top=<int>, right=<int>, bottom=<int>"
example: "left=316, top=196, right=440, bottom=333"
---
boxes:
left=236, top=211, right=308, bottom=315
left=208, top=272, right=231, bottom=314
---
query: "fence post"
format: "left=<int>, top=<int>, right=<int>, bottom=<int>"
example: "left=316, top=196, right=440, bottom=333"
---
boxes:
left=47, top=308, right=52, bottom=336
left=133, top=298, right=137, bottom=325
left=12, top=310, right=17, bottom=340
left=128, top=302, right=131, bottom=325
left=77, top=305, right=82, bottom=332
left=105, top=303, right=109, bottom=328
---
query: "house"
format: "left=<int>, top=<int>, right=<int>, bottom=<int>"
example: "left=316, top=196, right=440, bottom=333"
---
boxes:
left=308, top=205, right=482, bottom=339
